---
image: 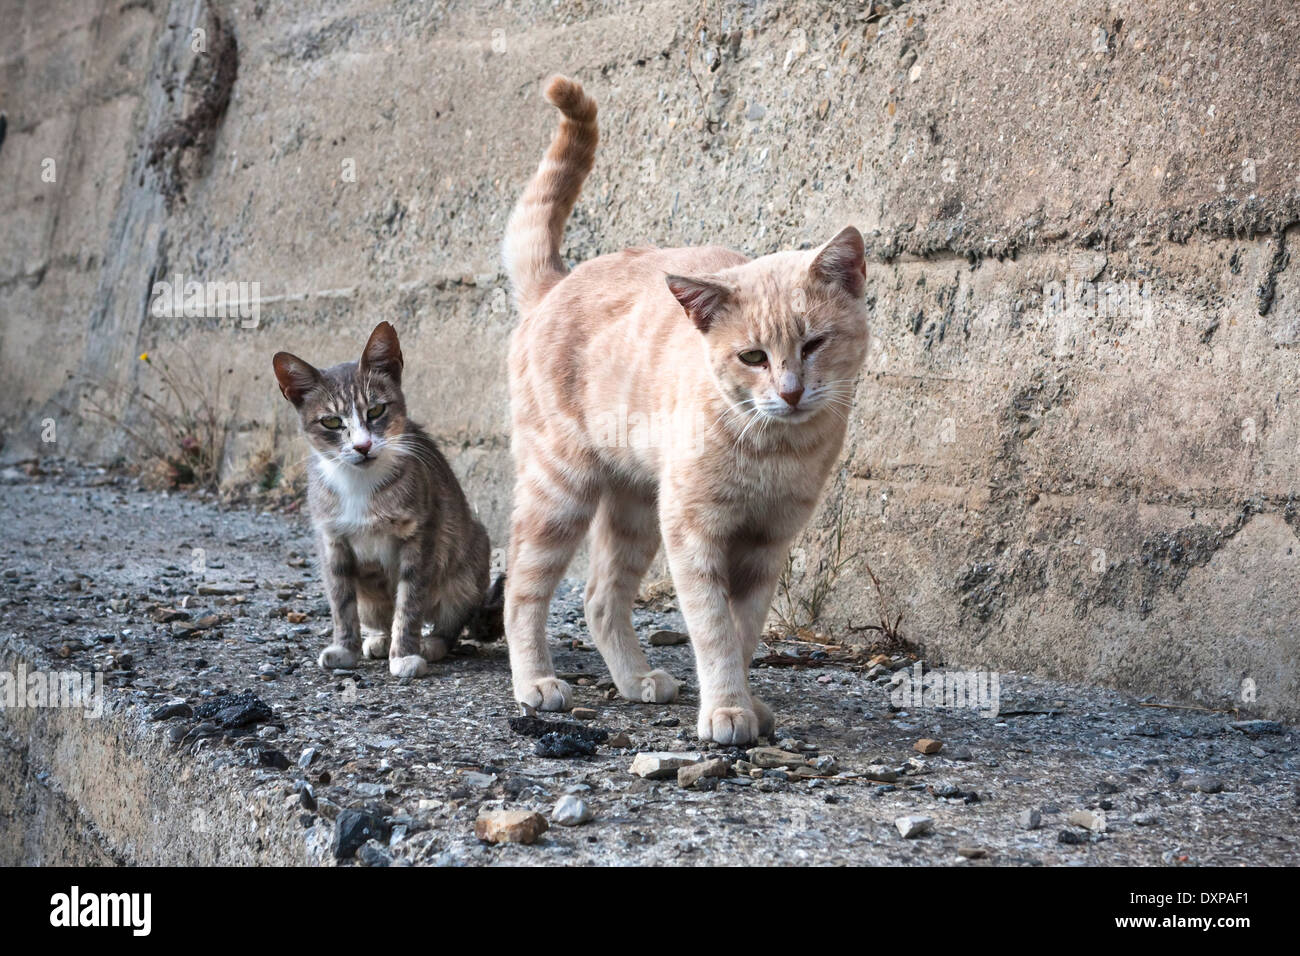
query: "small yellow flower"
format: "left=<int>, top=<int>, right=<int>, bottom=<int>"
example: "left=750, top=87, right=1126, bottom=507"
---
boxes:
left=139, top=352, right=150, bottom=362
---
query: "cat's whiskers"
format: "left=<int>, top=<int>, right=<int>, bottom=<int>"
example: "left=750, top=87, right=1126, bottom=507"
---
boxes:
left=709, top=397, right=757, bottom=441
left=387, top=436, right=441, bottom=468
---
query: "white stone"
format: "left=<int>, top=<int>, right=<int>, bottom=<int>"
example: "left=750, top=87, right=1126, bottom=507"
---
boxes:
left=895, top=815, right=934, bottom=838
left=629, top=752, right=701, bottom=779
left=551, top=795, right=594, bottom=826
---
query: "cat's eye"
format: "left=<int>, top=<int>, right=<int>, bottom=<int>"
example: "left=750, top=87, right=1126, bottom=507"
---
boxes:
left=802, top=336, right=826, bottom=357
left=366, top=403, right=387, bottom=421
left=738, top=349, right=767, bottom=366
left=320, top=415, right=343, bottom=430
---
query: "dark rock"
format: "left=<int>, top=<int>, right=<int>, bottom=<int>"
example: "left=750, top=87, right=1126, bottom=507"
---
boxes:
left=257, top=748, right=290, bottom=770
left=194, top=690, right=274, bottom=729
left=150, top=701, right=193, bottom=721
left=357, top=840, right=392, bottom=867
left=1231, top=720, right=1285, bottom=735
left=332, top=809, right=390, bottom=860
left=648, top=630, right=688, bottom=646
left=508, top=715, right=608, bottom=744
left=535, top=732, right=597, bottom=758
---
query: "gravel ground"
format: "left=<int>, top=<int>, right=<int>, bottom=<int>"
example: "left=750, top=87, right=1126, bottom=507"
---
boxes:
left=2, top=459, right=1298, bottom=866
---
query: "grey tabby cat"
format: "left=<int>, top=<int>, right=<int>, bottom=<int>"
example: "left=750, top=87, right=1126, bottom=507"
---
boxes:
left=272, top=321, right=492, bottom=677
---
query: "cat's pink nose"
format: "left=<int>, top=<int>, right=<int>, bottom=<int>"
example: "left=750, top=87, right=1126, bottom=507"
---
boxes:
left=353, top=439, right=372, bottom=455
left=779, top=386, right=804, bottom=408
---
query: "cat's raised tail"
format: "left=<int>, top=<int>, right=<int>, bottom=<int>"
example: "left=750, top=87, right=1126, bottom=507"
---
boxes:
left=503, top=75, right=599, bottom=312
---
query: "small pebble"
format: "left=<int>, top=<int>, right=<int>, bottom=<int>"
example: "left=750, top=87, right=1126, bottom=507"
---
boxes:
left=648, top=630, right=688, bottom=646
left=895, top=814, right=933, bottom=838
left=1068, top=809, right=1107, bottom=832
left=475, top=810, right=548, bottom=845
left=1181, top=775, right=1225, bottom=794
left=551, top=795, right=594, bottom=826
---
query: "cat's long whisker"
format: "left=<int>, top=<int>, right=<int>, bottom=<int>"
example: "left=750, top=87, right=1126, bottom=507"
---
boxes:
left=735, top=407, right=767, bottom=449
left=709, top=397, right=758, bottom=437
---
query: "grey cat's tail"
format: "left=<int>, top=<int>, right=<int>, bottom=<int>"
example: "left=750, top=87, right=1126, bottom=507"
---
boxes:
left=502, top=75, right=598, bottom=313
left=465, top=572, right=506, bottom=643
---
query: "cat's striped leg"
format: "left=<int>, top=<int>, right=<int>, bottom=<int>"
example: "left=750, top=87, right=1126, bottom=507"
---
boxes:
left=727, top=539, right=788, bottom=737
left=504, top=456, right=594, bottom=712
left=660, top=499, right=757, bottom=745
left=585, top=484, right=679, bottom=703
left=318, top=535, right=362, bottom=670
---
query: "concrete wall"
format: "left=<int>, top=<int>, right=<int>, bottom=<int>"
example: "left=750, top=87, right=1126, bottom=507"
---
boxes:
left=2, top=0, right=1298, bottom=717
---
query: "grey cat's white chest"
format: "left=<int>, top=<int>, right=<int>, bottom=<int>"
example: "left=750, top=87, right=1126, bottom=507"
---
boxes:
left=347, top=529, right=401, bottom=576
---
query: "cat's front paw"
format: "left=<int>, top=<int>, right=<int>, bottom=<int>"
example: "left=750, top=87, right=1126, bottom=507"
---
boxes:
left=515, top=676, right=573, bottom=712
left=389, top=654, right=430, bottom=678
left=638, top=669, right=681, bottom=704
left=362, top=634, right=390, bottom=659
left=318, top=644, right=360, bottom=670
left=698, top=705, right=760, bottom=745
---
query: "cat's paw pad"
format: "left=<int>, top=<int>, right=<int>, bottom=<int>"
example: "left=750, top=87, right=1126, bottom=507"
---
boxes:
left=419, top=636, right=451, bottom=662
left=515, top=677, right=573, bottom=712
left=752, top=696, right=776, bottom=737
left=638, top=669, right=681, bottom=704
left=362, top=634, right=390, bottom=659
left=318, top=644, right=360, bottom=670
left=389, top=654, right=430, bottom=678
left=697, top=705, right=759, bottom=745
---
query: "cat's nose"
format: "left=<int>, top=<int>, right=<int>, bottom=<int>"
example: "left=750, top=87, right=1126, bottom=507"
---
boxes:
left=352, top=438, right=372, bottom=455
left=779, top=385, right=804, bottom=408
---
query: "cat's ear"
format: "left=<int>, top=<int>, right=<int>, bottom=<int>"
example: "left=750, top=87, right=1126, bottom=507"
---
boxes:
left=361, top=321, right=404, bottom=383
left=810, top=226, right=866, bottom=298
left=272, top=352, right=321, bottom=407
left=665, top=274, right=732, bottom=333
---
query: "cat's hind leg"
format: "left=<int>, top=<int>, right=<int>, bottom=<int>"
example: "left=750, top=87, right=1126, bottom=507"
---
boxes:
left=503, top=453, right=596, bottom=712
left=585, top=483, right=679, bottom=704
left=422, top=523, right=491, bottom=662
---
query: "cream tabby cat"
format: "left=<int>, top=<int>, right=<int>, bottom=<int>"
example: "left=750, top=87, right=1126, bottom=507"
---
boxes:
left=502, top=77, right=870, bottom=744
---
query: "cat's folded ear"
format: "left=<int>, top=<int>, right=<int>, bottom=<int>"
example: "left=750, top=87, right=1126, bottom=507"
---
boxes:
left=272, top=352, right=321, bottom=407
left=665, top=274, right=732, bottom=333
left=361, top=321, right=404, bottom=383
left=810, top=226, right=866, bottom=298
